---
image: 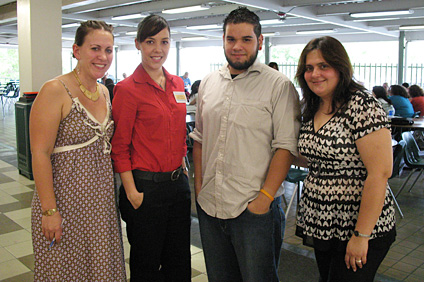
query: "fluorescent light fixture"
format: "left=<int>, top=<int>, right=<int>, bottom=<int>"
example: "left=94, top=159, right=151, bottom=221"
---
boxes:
left=126, top=31, right=137, bottom=36
left=0, top=43, right=18, bottom=48
left=296, top=29, right=335, bottom=35
left=163, top=5, right=209, bottom=14
left=62, top=23, right=80, bottom=28
left=112, top=13, right=147, bottom=20
left=187, top=24, right=221, bottom=30
left=350, top=10, right=412, bottom=18
left=62, top=37, right=75, bottom=41
left=181, top=36, right=208, bottom=41
left=399, top=25, right=424, bottom=30
left=262, top=32, right=280, bottom=37
left=353, top=17, right=399, bottom=22
left=260, top=19, right=284, bottom=25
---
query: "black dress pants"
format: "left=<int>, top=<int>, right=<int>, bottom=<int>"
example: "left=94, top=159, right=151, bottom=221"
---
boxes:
left=314, top=237, right=393, bottom=282
left=119, top=172, right=191, bottom=282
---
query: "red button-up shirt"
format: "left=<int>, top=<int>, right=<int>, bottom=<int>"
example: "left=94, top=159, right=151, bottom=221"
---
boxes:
left=111, top=64, right=187, bottom=173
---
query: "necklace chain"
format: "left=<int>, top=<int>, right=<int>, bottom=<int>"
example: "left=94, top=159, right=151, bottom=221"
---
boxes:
left=72, top=69, right=100, bottom=101
left=157, top=75, right=165, bottom=89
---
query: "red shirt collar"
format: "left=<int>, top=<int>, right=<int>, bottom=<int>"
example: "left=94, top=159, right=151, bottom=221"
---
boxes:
left=133, top=64, right=177, bottom=88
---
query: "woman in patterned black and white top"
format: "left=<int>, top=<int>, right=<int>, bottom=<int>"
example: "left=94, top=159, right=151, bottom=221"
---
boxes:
left=294, top=36, right=396, bottom=282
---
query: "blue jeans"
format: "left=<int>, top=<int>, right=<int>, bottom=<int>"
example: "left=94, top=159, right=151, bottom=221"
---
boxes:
left=196, top=197, right=285, bottom=282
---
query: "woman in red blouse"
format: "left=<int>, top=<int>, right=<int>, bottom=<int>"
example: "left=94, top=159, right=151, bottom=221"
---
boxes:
left=111, top=15, right=191, bottom=281
left=409, top=84, right=424, bottom=116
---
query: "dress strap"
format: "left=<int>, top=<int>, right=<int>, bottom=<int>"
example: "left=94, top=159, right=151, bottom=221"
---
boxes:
left=58, top=79, right=75, bottom=101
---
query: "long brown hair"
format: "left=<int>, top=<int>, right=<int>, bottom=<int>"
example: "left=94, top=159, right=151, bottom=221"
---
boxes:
left=295, top=36, right=365, bottom=122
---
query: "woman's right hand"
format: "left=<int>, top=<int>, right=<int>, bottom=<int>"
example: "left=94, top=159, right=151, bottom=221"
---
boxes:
left=127, top=191, right=144, bottom=209
left=41, top=212, right=63, bottom=243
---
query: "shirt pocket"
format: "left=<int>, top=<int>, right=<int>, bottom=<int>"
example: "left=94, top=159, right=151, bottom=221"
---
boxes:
left=231, top=100, right=271, bottom=130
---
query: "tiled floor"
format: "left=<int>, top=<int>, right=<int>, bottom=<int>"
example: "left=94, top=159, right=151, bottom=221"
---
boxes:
left=1, top=103, right=424, bottom=281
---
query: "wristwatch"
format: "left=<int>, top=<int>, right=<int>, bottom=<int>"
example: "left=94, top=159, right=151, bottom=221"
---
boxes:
left=42, top=208, right=58, bottom=216
left=353, top=230, right=371, bottom=238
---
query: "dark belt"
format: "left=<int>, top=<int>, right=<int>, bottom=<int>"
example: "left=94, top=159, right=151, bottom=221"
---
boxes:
left=132, top=166, right=182, bottom=183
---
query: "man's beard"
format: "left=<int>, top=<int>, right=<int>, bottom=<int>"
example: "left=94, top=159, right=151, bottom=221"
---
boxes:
left=225, top=45, right=259, bottom=71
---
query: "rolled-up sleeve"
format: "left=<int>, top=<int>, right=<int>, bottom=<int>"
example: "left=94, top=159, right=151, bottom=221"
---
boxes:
left=111, top=84, right=137, bottom=173
left=271, top=79, right=301, bottom=157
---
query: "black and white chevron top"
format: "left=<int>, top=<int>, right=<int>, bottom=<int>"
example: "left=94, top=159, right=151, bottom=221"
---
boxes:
left=296, top=91, right=396, bottom=242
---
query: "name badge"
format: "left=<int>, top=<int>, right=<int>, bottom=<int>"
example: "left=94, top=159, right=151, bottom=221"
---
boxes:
left=173, top=91, right=187, bottom=103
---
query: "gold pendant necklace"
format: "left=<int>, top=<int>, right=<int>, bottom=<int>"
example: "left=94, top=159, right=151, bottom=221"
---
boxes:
left=72, top=69, right=100, bottom=101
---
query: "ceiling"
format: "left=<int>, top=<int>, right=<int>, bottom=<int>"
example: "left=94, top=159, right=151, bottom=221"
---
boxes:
left=0, top=0, right=424, bottom=50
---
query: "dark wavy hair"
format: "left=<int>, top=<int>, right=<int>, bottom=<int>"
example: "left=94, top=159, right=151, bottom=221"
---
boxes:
left=389, top=85, right=409, bottom=98
left=136, top=15, right=170, bottom=43
left=295, top=36, right=365, bottom=122
left=223, top=7, right=261, bottom=38
left=373, top=86, right=392, bottom=104
left=73, top=20, right=114, bottom=58
left=409, top=84, right=424, bottom=98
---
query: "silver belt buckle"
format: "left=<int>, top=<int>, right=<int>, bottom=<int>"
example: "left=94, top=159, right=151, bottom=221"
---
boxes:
left=171, top=168, right=180, bottom=181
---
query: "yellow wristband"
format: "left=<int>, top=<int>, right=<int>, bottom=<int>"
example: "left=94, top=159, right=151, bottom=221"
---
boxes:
left=260, top=189, right=274, bottom=201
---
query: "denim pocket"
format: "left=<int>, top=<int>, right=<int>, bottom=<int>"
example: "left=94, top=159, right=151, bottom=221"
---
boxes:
left=245, top=205, right=272, bottom=217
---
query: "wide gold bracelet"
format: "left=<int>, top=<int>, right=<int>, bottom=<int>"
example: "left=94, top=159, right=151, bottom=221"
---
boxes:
left=42, top=208, right=57, bottom=216
left=260, top=189, right=274, bottom=201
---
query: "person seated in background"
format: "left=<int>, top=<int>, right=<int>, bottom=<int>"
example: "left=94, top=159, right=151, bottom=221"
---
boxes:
left=188, top=80, right=201, bottom=105
left=181, top=71, right=191, bottom=98
left=372, top=86, right=395, bottom=116
left=402, top=82, right=410, bottom=92
left=268, top=62, right=279, bottom=71
left=105, top=78, right=115, bottom=101
left=388, top=84, right=415, bottom=118
left=382, top=82, right=389, bottom=92
left=409, top=84, right=424, bottom=117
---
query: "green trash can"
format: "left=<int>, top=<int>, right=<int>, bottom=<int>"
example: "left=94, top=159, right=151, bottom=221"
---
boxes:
left=15, top=92, right=37, bottom=180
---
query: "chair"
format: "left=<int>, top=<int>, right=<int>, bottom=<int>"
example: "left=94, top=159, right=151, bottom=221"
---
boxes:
left=389, top=140, right=406, bottom=218
left=5, top=86, right=19, bottom=105
left=281, top=167, right=308, bottom=219
left=394, top=132, right=424, bottom=198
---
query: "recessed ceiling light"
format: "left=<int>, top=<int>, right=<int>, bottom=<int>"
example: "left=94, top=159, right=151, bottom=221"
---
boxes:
left=187, top=24, right=221, bottom=30
left=296, top=29, right=335, bottom=35
left=260, top=19, right=284, bottom=25
left=112, top=14, right=147, bottom=20
left=350, top=10, right=413, bottom=18
left=62, top=23, right=80, bottom=28
left=181, top=36, right=208, bottom=41
left=163, top=5, right=209, bottom=14
left=262, top=32, right=280, bottom=37
left=399, top=25, right=424, bottom=30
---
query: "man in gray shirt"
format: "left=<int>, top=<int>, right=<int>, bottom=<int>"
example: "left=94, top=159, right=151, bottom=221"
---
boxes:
left=190, top=7, right=300, bottom=282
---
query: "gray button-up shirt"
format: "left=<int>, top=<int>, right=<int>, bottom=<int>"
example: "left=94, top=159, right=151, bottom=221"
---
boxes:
left=190, top=60, right=301, bottom=219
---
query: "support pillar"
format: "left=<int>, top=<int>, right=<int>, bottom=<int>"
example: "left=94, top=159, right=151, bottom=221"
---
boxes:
left=176, top=41, right=181, bottom=76
left=17, top=0, right=62, bottom=94
left=397, top=31, right=405, bottom=84
left=114, top=46, right=118, bottom=83
left=264, top=37, right=270, bottom=64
